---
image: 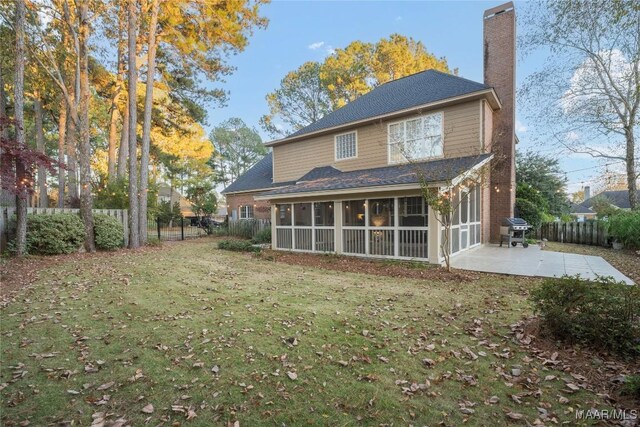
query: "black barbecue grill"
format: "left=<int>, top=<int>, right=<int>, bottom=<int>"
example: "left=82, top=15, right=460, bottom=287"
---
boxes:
left=500, top=217, right=531, bottom=248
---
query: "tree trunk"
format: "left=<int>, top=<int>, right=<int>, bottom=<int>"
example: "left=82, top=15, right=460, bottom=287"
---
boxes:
left=77, top=0, right=95, bottom=252
left=117, top=99, right=129, bottom=179
left=66, top=99, right=79, bottom=204
left=138, top=0, right=160, bottom=245
left=57, top=97, right=67, bottom=207
left=0, top=63, right=13, bottom=207
left=108, top=9, right=126, bottom=182
left=625, top=126, right=637, bottom=210
left=34, top=93, right=48, bottom=208
left=107, top=103, right=119, bottom=181
left=14, top=0, right=27, bottom=255
left=127, top=0, right=140, bottom=248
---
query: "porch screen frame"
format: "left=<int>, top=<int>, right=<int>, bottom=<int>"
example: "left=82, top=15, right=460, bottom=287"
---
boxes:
left=275, top=202, right=336, bottom=252
left=342, top=196, right=429, bottom=260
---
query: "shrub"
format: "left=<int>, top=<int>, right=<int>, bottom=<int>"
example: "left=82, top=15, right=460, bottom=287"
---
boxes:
left=209, top=225, right=229, bottom=237
left=26, top=214, right=86, bottom=255
left=515, top=197, right=543, bottom=229
left=251, top=227, right=271, bottom=244
left=218, top=239, right=260, bottom=253
left=620, top=375, right=640, bottom=399
left=94, top=214, right=124, bottom=250
left=530, top=275, right=640, bottom=356
left=147, top=237, right=162, bottom=246
left=608, top=211, right=640, bottom=249
left=228, top=219, right=262, bottom=239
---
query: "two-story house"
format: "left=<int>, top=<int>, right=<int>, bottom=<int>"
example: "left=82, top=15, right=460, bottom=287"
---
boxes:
left=223, top=2, right=517, bottom=264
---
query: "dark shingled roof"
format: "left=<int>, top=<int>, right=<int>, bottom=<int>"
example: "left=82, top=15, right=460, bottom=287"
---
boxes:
left=569, top=202, right=595, bottom=215
left=261, top=154, right=492, bottom=197
left=287, top=70, right=490, bottom=139
left=298, top=166, right=342, bottom=182
left=222, top=153, right=294, bottom=194
left=583, top=190, right=640, bottom=210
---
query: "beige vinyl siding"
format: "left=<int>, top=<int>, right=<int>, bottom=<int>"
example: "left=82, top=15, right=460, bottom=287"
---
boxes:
left=442, top=100, right=483, bottom=158
left=273, top=100, right=485, bottom=183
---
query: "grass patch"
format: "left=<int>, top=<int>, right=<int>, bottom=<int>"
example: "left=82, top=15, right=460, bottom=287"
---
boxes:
left=0, top=238, right=617, bottom=426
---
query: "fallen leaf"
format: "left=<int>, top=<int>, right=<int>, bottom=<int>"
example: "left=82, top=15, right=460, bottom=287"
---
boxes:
left=286, top=371, right=297, bottom=380
left=96, top=381, right=114, bottom=391
left=186, top=408, right=197, bottom=420
left=142, top=404, right=154, bottom=414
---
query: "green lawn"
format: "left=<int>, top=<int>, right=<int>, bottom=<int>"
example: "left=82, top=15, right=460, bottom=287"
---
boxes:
left=1, top=239, right=608, bottom=426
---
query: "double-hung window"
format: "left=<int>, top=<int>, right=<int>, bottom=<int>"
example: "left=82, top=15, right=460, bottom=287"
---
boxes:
left=239, top=205, right=254, bottom=219
left=388, top=112, right=443, bottom=163
left=335, top=131, right=357, bottom=160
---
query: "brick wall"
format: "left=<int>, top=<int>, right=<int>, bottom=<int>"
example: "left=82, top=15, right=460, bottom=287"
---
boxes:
left=225, top=192, right=271, bottom=220
left=484, top=2, right=516, bottom=242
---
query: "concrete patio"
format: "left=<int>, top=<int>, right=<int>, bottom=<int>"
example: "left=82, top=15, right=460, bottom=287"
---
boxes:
left=451, top=244, right=634, bottom=284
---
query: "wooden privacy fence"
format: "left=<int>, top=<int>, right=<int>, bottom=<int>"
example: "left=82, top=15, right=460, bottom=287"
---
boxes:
left=227, top=219, right=271, bottom=238
left=0, top=207, right=129, bottom=252
left=538, top=221, right=609, bottom=246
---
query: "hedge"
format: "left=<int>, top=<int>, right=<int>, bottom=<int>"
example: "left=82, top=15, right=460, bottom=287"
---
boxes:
left=530, top=275, right=640, bottom=356
left=94, top=214, right=124, bottom=250
left=608, top=210, right=640, bottom=249
left=218, top=239, right=261, bottom=253
left=26, top=214, right=86, bottom=255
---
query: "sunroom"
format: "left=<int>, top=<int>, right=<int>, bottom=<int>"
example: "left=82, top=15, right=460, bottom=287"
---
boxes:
left=256, top=154, right=491, bottom=264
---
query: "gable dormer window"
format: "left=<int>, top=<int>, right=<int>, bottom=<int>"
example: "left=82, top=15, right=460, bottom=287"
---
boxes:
left=335, top=131, right=357, bottom=161
left=388, top=112, right=443, bottom=164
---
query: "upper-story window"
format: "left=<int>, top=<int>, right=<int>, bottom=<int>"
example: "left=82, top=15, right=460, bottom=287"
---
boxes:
left=239, top=205, right=254, bottom=219
left=335, top=131, right=357, bottom=161
left=388, top=112, right=443, bottom=163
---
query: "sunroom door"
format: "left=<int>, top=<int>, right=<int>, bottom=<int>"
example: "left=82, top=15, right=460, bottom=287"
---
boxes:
left=459, top=189, right=470, bottom=251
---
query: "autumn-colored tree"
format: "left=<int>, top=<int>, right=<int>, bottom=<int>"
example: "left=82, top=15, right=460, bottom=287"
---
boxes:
left=262, top=34, right=450, bottom=137
left=77, top=0, right=95, bottom=252
left=127, top=0, right=140, bottom=249
left=322, top=34, right=450, bottom=108
left=138, top=0, right=160, bottom=244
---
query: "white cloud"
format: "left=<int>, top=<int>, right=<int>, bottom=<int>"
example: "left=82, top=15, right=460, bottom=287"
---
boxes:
left=395, top=16, right=403, bottom=22
left=562, top=49, right=632, bottom=118
left=325, top=46, right=336, bottom=55
left=515, top=120, right=528, bottom=133
left=308, top=41, right=325, bottom=50
left=566, top=131, right=579, bottom=141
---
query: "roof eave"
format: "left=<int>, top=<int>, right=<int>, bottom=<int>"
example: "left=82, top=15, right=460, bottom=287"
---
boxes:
left=265, top=89, right=502, bottom=148
left=255, top=154, right=494, bottom=201
left=254, top=183, right=433, bottom=201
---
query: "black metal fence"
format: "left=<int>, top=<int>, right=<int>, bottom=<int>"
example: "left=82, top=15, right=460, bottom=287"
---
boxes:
left=152, top=217, right=209, bottom=241
left=538, top=221, right=609, bottom=246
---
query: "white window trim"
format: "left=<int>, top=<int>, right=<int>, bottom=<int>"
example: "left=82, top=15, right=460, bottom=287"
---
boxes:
left=334, top=130, right=358, bottom=161
left=239, top=205, right=254, bottom=220
left=387, top=112, right=444, bottom=165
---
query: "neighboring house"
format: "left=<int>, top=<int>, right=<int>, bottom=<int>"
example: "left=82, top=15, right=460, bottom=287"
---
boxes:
left=223, top=2, right=517, bottom=264
left=157, top=185, right=195, bottom=217
left=213, top=206, right=227, bottom=222
left=569, top=202, right=596, bottom=221
left=582, top=190, right=640, bottom=211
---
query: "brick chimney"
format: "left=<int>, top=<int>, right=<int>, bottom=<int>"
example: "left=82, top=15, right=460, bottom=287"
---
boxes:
left=484, top=2, right=516, bottom=243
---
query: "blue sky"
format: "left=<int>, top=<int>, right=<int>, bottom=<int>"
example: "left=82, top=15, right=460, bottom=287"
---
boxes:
left=207, top=0, right=598, bottom=194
